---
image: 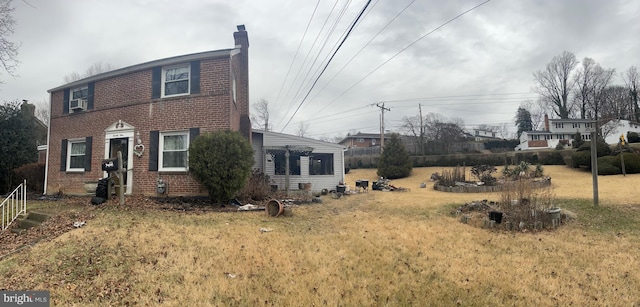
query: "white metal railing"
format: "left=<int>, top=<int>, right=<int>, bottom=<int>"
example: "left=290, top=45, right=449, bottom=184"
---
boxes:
left=1, top=180, right=27, bottom=230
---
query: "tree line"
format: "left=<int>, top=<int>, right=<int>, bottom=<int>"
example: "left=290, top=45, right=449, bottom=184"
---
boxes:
left=517, top=51, right=639, bottom=138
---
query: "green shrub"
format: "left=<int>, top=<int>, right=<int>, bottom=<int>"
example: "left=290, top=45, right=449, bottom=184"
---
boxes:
left=613, top=152, right=640, bottom=174
left=11, top=163, right=45, bottom=193
left=572, top=132, right=584, bottom=148
left=555, top=143, right=565, bottom=150
left=597, top=156, right=621, bottom=175
left=377, top=134, right=412, bottom=179
left=571, top=151, right=592, bottom=168
left=577, top=140, right=611, bottom=156
left=189, top=130, right=254, bottom=202
left=628, top=132, right=640, bottom=143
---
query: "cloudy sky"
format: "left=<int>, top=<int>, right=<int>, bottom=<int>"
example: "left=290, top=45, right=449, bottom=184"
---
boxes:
left=2, top=0, right=639, bottom=140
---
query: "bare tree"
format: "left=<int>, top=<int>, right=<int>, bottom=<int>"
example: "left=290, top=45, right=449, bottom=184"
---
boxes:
left=622, top=66, right=639, bottom=121
left=0, top=0, right=19, bottom=79
left=63, top=62, right=116, bottom=83
left=593, top=67, right=616, bottom=120
left=399, top=114, right=426, bottom=155
left=33, top=99, right=49, bottom=126
left=533, top=51, right=578, bottom=119
left=250, top=99, right=271, bottom=131
left=297, top=121, right=309, bottom=137
left=424, top=113, right=465, bottom=154
left=599, top=85, right=630, bottom=121
left=573, top=57, right=598, bottom=119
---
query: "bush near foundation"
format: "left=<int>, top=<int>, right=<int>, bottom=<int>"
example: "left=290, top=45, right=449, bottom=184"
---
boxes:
left=189, top=130, right=254, bottom=203
left=11, top=163, right=45, bottom=193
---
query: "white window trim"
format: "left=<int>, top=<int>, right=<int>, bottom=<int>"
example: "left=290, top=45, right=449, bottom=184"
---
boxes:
left=161, top=63, right=190, bottom=98
left=67, top=138, right=86, bottom=172
left=159, top=130, right=189, bottom=172
left=71, top=85, right=88, bottom=100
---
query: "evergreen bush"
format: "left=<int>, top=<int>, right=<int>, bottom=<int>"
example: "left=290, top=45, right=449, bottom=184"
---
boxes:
left=377, top=134, right=412, bottom=179
left=188, top=130, right=254, bottom=202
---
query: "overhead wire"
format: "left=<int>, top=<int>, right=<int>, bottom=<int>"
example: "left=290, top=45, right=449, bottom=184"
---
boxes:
left=313, top=0, right=492, bottom=115
left=306, top=0, right=415, bottom=105
left=272, top=0, right=321, bottom=111
left=276, top=0, right=341, bottom=125
left=287, top=0, right=354, bottom=108
left=281, top=0, right=373, bottom=132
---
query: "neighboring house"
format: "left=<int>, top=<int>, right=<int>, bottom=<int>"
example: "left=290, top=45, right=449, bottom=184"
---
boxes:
left=338, top=133, right=386, bottom=148
left=472, top=129, right=500, bottom=142
left=252, top=130, right=346, bottom=192
left=601, top=119, right=640, bottom=144
left=515, top=115, right=596, bottom=151
left=45, top=25, right=251, bottom=196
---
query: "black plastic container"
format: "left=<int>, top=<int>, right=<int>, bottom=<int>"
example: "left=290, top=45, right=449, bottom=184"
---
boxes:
left=489, top=211, right=503, bottom=224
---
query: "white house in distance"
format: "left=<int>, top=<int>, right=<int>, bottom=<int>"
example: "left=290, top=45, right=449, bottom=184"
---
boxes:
left=472, top=129, right=501, bottom=142
left=252, top=130, right=346, bottom=192
left=601, top=119, right=640, bottom=144
left=516, top=116, right=640, bottom=151
left=515, top=115, right=596, bottom=151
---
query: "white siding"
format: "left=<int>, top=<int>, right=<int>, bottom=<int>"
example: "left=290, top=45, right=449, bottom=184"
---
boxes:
left=252, top=131, right=345, bottom=192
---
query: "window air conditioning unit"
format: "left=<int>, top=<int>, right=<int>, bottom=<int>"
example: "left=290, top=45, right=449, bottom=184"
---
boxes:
left=69, top=99, right=87, bottom=111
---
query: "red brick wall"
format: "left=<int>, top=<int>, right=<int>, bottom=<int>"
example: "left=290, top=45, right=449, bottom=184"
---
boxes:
left=47, top=55, right=248, bottom=196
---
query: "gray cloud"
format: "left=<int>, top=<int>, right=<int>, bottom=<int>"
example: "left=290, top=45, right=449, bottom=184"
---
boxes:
left=2, top=0, right=638, bottom=139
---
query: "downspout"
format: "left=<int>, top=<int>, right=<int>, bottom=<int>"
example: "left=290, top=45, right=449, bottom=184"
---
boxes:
left=285, top=149, right=290, bottom=197
left=43, top=95, right=52, bottom=195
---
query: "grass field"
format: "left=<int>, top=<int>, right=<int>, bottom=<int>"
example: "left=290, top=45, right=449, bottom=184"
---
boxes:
left=1, top=165, right=640, bottom=306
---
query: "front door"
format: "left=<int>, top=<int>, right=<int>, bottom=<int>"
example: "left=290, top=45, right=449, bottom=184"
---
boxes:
left=109, top=138, right=128, bottom=185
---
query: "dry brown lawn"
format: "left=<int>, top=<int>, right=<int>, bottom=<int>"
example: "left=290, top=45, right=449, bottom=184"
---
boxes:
left=1, top=165, right=640, bottom=306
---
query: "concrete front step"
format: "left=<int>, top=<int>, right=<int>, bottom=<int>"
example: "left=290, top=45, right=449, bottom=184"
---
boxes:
left=10, top=211, right=51, bottom=233
left=26, top=211, right=50, bottom=223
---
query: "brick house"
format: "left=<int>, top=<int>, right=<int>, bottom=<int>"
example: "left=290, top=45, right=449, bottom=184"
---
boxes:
left=338, top=133, right=386, bottom=148
left=44, top=25, right=251, bottom=196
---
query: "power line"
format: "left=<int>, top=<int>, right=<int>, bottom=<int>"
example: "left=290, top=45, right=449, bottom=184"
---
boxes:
left=272, top=0, right=320, bottom=109
left=314, top=0, right=492, bottom=115
left=276, top=0, right=341, bottom=125
left=286, top=0, right=354, bottom=108
left=281, top=0, right=373, bottom=132
left=305, top=0, right=413, bottom=105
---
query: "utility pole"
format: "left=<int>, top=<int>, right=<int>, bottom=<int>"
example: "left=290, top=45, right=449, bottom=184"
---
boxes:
left=419, top=104, right=424, bottom=155
left=375, top=102, right=390, bottom=153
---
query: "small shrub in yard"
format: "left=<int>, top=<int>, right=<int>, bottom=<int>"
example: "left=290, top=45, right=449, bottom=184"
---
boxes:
left=597, top=156, right=621, bottom=175
left=470, top=165, right=497, bottom=185
left=377, top=133, right=412, bottom=179
left=237, top=169, right=274, bottom=201
left=497, top=178, right=556, bottom=231
left=436, top=165, right=466, bottom=187
left=189, top=130, right=254, bottom=203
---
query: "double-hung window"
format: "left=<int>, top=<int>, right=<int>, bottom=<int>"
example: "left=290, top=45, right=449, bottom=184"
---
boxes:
left=67, top=139, right=86, bottom=172
left=71, top=86, right=88, bottom=101
left=160, top=131, right=189, bottom=171
left=162, top=64, right=190, bottom=97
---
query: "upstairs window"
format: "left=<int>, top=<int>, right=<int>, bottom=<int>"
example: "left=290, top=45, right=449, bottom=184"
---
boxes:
left=555, top=123, right=564, bottom=129
left=162, top=64, right=190, bottom=97
left=572, top=123, right=580, bottom=128
left=71, top=86, right=88, bottom=101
